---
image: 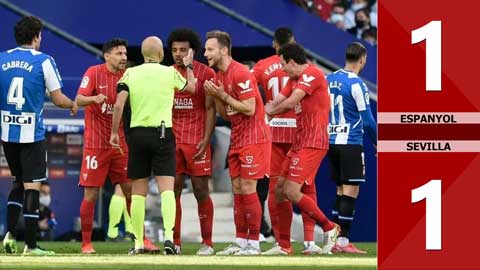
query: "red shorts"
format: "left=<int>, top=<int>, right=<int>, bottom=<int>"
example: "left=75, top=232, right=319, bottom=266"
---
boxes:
left=281, top=148, right=327, bottom=185
left=271, top=143, right=291, bottom=177
left=228, top=143, right=271, bottom=180
left=176, top=143, right=212, bottom=176
left=79, top=147, right=129, bottom=187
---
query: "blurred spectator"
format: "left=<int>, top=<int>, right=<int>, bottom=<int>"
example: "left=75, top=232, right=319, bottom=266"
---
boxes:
left=313, top=0, right=337, bottom=21
left=38, top=182, right=57, bottom=240
left=291, top=0, right=315, bottom=11
left=328, top=3, right=347, bottom=30
left=361, top=28, right=377, bottom=46
left=347, top=8, right=377, bottom=40
left=344, top=0, right=369, bottom=29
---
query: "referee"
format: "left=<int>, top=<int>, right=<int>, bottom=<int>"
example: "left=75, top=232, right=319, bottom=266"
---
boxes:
left=110, top=36, right=195, bottom=255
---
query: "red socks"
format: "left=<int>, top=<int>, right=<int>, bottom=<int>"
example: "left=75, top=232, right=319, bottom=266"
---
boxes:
left=301, top=183, right=317, bottom=241
left=198, top=196, right=214, bottom=247
left=297, top=195, right=334, bottom=232
left=80, top=200, right=95, bottom=245
left=233, top=194, right=248, bottom=239
left=268, top=178, right=280, bottom=241
left=277, top=200, right=293, bottom=249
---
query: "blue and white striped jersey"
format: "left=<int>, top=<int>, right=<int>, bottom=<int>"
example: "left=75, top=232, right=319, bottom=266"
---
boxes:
left=327, top=69, right=372, bottom=145
left=0, top=47, right=62, bottom=143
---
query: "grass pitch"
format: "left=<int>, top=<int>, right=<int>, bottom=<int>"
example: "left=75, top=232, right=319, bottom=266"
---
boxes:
left=0, top=242, right=377, bottom=270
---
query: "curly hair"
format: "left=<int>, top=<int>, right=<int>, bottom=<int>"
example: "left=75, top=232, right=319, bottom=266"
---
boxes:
left=167, top=28, right=202, bottom=55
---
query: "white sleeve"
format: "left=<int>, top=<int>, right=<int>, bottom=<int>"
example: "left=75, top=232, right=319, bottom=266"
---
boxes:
left=42, top=57, right=62, bottom=92
left=351, top=83, right=366, bottom=111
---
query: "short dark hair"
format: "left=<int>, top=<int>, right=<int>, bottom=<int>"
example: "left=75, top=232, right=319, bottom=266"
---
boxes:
left=274, top=27, right=293, bottom=47
left=346, top=42, right=367, bottom=62
left=14, top=16, right=43, bottom=46
left=206, top=31, right=232, bottom=55
left=103, top=38, right=128, bottom=54
left=278, top=43, right=307, bottom=65
left=167, top=28, right=201, bottom=55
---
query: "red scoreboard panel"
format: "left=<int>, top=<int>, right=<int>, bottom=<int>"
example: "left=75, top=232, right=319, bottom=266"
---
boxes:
left=379, top=1, right=480, bottom=269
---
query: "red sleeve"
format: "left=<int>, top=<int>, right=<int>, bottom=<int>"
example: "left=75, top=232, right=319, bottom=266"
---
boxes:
left=280, top=79, right=293, bottom=97
left=251, top=61, right=264, bottom=83
left=77, top=67, right=96, bottom=96
left=232, top=71, right=256, bottom=101
left=294, top=67, right=326, bottom=95
left=205, top=67, right=216, bottom=82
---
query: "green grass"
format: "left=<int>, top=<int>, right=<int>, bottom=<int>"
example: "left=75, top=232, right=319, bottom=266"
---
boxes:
left=0, top=242, right=377, bottom=270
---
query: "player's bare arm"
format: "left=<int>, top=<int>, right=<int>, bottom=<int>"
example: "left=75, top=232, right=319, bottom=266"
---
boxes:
left=181, top=48, right=196, bottom=94
left=266, top=88, right=305, bottom=115
left=50, top=89, right=78, bottom=116
left=193, top=94, right=216, bottom=160
left=110, top=90, right=129, bottom=149
left=75, top=93, right=107, bottom=107
left=204, top=80, right=255, bottom=116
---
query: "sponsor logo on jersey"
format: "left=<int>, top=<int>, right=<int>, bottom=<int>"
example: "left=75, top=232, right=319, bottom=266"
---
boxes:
left=101, top=103, right=114, bottom=114
left=299, top=74, right=315, bottom=87
left=2, top=114, right=33, bottom=125
left=174, top=98, right=194, bottom=109
left=238, top=80, right=253, bottom=94
left=328, top=124, right=350, bottom=134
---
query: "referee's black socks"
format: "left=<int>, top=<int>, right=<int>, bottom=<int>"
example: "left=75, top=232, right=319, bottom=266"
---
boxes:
left=6, top=182, right=24, bottom=238
left=24, top=189, right=40, bottom=249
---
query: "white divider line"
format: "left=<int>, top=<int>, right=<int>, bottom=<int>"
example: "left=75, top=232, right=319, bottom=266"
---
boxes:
left=378, top=112, right=480, bottom=124
left=378, top=140, right=480, bottom=152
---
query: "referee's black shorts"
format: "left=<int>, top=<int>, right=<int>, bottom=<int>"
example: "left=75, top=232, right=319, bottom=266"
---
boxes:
left=127, top=127, right=176, bottom=179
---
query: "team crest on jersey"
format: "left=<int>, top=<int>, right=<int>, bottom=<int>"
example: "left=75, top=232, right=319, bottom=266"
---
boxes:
left=80, top=76, right=89, bottom=88
left=83, top=173, right=88, bottom=181
left=299, top=74, right=315, bottom=87
left=238, top=80, right=253, bottom=94
left=292, top=157, right=300, bottom=166
left=246, top=156, right=254, bottom=164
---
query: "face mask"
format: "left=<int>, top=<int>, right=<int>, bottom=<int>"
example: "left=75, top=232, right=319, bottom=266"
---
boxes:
left=355, top=19, right=368, bottom=28
left=330, top=13, right=345, bottom=23
left=40, top=195, right=51, bottom=207
left=351, top=3, right=367, bottom=11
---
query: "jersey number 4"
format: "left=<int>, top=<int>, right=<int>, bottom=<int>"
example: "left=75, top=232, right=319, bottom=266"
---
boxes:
left=7, top=77, right=26, bottom=110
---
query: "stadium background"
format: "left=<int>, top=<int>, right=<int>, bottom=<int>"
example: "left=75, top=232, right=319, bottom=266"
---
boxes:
left=0, top=0, right=377, bottom=243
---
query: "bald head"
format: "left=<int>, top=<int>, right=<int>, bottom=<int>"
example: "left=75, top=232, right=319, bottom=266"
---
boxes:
left=141, top=36, right=164, bottom=62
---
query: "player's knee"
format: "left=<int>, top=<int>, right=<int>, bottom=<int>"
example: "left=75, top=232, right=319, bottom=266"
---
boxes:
left=193, top=187, right=209, bottom=202
left=83, top=188, right=99, bottom=202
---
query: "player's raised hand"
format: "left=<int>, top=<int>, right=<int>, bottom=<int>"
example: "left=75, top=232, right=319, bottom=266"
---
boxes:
left=92, top=94, right=107, bottom=104
left=183, top=48, right=194, bottom=66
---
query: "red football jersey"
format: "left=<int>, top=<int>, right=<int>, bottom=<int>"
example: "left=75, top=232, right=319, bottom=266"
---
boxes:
left=280, top=64, right=330, bottom=150
left=216, top=60, right=271, bottom=149
left=252, top=55, right=296, bottom=144
left=77, top=64, right=126, bottom=149
left=172, top=61, right=216, bottom=144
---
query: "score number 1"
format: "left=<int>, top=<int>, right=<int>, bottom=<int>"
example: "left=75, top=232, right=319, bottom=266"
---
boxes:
left=410, top=21, right=443, bottom=250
